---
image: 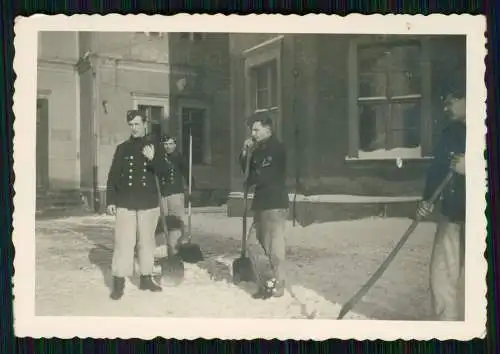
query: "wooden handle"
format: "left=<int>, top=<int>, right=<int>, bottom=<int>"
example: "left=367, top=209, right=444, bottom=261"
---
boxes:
left=187, top=129, right=193, bottom=241
left=241, top=153, right=250, bottom=255
left=337, top=171, right=454, bottom=319
left=154, top=175, right=172, bottom=256
left=241, top=149, right=253, bottom=257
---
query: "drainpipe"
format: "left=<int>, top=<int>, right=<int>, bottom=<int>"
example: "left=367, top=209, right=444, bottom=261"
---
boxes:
left=91, top=56, right=100, bottom=213
left=292, top=68, right=300, bottom=227
left=76, top=49, right=100, bottom=213
left=292, top=37, right=300, bottom=227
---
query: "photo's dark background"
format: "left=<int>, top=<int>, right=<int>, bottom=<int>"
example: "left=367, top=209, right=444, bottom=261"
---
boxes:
left=1, top=1, right=497, bottom=353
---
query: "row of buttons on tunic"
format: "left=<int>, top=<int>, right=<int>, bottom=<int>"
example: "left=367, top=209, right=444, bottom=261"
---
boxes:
left=160, top=172, right=176, bottom=185
left=160, top=154, right=176, bottom=185
left=126, top=155, right=149, bottom=187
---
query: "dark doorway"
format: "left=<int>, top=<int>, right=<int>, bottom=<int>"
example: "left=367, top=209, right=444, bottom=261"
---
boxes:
left=181, top=107, right=207, bottom=166
left=36, top=98, right=49, bottom=190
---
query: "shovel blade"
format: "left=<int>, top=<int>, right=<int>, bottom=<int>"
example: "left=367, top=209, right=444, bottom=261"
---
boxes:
left=154, top=255, right=185, bottom=286
left=178, top=243, right=204, bottom=263
left=232, top=257, right=256, bottom=284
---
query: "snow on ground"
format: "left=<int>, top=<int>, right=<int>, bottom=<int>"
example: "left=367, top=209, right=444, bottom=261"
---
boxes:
left=35, top=210, right=438, bottom=320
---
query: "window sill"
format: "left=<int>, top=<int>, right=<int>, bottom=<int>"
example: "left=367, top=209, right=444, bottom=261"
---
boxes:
left=254, top=107, right=279, bottom=113
left=346, top=147, right=433, bottom=161
left=345, top=156, right=434, bottom=162
left=228, top=192, right=422, bottom=204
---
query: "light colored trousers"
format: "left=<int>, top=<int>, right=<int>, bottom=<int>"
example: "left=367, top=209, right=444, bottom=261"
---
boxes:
left=111, top=207, right=160, bottom=277
left=254, top=209, right=288, bottom=282
left=429, top=216, right=465, bottom=321
left=155, top=193, right=185, bottom=256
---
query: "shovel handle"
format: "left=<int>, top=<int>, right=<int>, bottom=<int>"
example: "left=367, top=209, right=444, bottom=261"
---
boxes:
left=187, top=126, right=193, bottom=242
left=241, top=147, right=253, bottom=257
left=337, top=171, right=454, bottom=320
left=154, top=175, right=173, bottom=257
left=242, top=221, right=263, bottom=285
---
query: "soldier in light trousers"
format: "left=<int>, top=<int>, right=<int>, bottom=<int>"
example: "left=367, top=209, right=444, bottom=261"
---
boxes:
left=239, top=113, right=289, bottom=299
left=154, top=135, right=195, bottom=257
left=106, top=110, right=171, bottom=300
left=417, top=87, right=466, bottom=321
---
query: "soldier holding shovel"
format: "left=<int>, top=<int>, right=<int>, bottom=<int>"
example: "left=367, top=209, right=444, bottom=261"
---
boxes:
left=337, top=86, right=466, bottom=320
left=416, top=86, right=466, bottom=321
left=239, top=113, right=289, bottom=299
left=154, top=135, right=195, bottom=258
left=106, top=110, right=171, bottom=300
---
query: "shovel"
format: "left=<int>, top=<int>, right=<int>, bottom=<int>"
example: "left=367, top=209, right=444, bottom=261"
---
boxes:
left=232, top=149, right=258, bottom=284
left=178, top=128, right=204, bottom=263
left=153, top=175, right=185, bottom=286
left=337, top=171, right=454, bottom=319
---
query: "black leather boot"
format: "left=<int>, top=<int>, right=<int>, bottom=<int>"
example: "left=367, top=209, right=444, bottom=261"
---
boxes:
left=139, top=275, right=162, bottom=292
left=272, top=279, right=286, bottom=298
left=252, top=278, right=285, bottom=300
left=110, top=276, right=125, bottom=300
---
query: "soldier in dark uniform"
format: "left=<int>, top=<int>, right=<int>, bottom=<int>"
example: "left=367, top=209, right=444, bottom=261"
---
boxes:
left=153, top=135, right=195, bottom=257
left=417, top=86, right=466, bottom=320
left=239, top=113, right=289, bottom=299
left=106, top=110, right=171, bottom=300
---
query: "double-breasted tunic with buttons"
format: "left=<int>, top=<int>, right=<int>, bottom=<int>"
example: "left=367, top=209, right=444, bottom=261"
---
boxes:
left=106, top=136, right=171, bottom=210
left=158, top=150, right=192, bottom=197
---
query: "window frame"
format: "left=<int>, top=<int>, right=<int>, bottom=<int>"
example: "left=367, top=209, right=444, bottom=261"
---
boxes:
left=179, top=32, right=207, bottom=41
left=143, top=32, right=165, bottom=39
left=251, top=60, right=279, bottom=112
left=177, top=99, right=212, bottom=166
left=131, top=93, right=169, bottom=137
left=347, top=36, right=433, bottom=161
left=243, top=35, right=283, bottom=140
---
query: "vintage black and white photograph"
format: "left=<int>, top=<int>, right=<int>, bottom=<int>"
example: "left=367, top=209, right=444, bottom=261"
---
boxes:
left=13, top=14, right=486, bottom=340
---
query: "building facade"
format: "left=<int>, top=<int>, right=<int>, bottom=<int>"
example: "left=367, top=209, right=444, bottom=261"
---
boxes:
left=36, top=31, right=231, bottom=212
left=36, top=32, right=466, bottom=220
left=227, top=34, right=466, bottom=220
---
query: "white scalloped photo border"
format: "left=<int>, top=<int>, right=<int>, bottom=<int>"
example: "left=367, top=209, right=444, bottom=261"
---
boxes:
left=12, top=13, right=487, bottom=341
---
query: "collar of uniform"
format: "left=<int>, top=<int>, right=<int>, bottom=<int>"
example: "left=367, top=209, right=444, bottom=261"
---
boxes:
left=129, top=135, right=146, bottom=143
left=166, top=150, right=180, bottom=158
left=257, top=134, right=275, bottom=149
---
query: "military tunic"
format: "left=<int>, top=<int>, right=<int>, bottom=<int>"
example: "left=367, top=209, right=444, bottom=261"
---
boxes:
left=106, top=136, right=170, bottom=210
left=106, top=135, right=170, bottom=278
left=422, top=120, right=466, bottom=223
left=239, top=135, right=289, bottom=211
left=158, top=150, right=192, bottom=197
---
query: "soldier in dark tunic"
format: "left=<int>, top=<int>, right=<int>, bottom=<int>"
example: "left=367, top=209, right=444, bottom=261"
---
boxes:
left=106, top=110, right=171, bottom=300
left=239, top=113, right=289, bottom=299
left=153, top=135, right=194, bottom=257
left=417, top=87, right=466, bottom=320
